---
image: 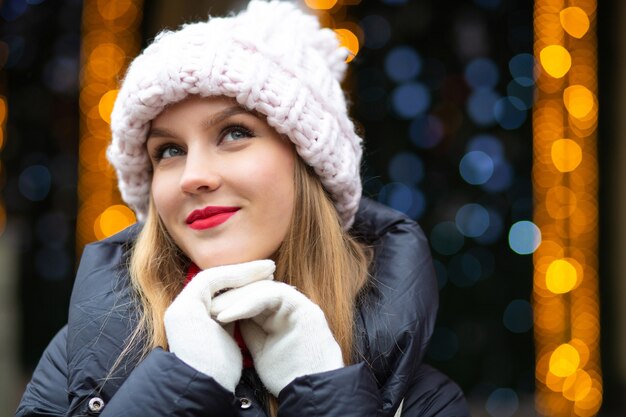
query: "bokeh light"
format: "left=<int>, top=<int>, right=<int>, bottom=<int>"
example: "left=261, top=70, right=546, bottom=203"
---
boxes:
left=464, top=58, right=499, bottom=89
left=391, top=82, right=430, bottom=118
left=378, top=182, right=426, bottom=219
left=559, top=7, right=590, bottom=39
left=509, top=53, right=535, bottom=85
left=455, top=203, right=490, bottom=238
left=334, top=28, right=360, bottom=62
left=485, top=388, right=519, bottom=417
left=551, top=139, right=582, bottom=172
left=508, top=221, right=541, bottom=255
left=563, top=85, right=595, bottom=119
left=431, top=221, right=465, bottom=256
left=503, top=299, right=533, bottom=333
left=94, top=204, right=136, bottom=240
left=539, top=45, right=572, bottom=78
left=19, top=165, right=52, bottom=202
left=459, top=151, right=494, bottom=185
left=385, top=46, right=421, bottom=82
left=494, top=97, right=527, bottom=130
left=304, top=0, right=338, bottom=10
left=98, top=89, right=118, bottom=124
left=467, top=88, right=499, bottom=126
left=545, top=259, right=578, bottom=294
left=549, top=343, right=580, bottom=378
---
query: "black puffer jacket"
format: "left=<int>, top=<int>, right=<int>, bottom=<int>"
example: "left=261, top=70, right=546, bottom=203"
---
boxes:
left=16, top=198, right=469, bottom=417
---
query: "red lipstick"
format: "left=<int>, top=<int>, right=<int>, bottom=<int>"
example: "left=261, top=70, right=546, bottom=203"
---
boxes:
left=186, top=206, right=240, bottom=230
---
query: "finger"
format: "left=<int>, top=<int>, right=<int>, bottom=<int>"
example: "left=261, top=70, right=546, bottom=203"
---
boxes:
left=211, top=280, right=283, bottom=323
left=199, top=259, right=276, bottom=296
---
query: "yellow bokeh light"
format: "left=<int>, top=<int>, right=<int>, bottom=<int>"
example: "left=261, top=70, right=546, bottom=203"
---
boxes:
left=560, top=7, right=590, bottom=39
left=97, top=0, right=132, bottom=20
left=546, top=186, right=577, bottom=219
left=549, top=343, right=580, bottom=377
left=334, top=28, right=359, bottom=62
left=546, top=259, right=578, bottom=294
left=98, top=90, right=119, bottom=124
left=95, top=205, right=136, bottom=240
left=0, top=96, right=6, bottom=125
left=304, top=0, right=338, bottom=10
left=551, top=139, right=582, bottom=172
left=563, top=369, right=592, bottom=401
left=540, top=45, right=572, bottom=79
left=563, top=85, right=595, bottom=119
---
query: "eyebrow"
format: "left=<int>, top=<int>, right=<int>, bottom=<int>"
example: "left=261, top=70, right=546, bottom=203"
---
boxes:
left=147, top=105, right=258, bottom=141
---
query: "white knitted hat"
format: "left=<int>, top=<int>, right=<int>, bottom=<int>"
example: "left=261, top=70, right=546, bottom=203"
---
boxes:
left=107, top=0, right=363, bottom=229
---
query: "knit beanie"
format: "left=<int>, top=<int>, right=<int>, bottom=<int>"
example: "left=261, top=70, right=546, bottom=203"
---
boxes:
left=107, top=0, right=363, bottom=229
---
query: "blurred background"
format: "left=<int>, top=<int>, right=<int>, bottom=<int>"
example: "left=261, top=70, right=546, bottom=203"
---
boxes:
left=0, top=0, right=623, bottom=416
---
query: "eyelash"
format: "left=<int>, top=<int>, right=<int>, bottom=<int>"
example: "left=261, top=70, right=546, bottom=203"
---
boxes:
left=150, top=124, right=256, bottom=162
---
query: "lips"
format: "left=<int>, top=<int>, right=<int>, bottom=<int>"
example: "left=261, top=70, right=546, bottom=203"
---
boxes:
left=186, top=206, right=240, bottom=230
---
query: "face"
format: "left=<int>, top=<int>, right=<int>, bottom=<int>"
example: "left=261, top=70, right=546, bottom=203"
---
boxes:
left=146, top=96, right=296, bottom=269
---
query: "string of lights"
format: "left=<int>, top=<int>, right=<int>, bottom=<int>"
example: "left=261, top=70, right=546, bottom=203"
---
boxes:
left=533, top=1, right=601, bottom=415
left=77, top=0, right=142, bottom=253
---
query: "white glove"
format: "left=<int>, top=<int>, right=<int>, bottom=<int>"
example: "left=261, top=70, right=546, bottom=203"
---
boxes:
left=211, top=280, right=344, bottom=396
left=164, top=260, right=275, bottom=392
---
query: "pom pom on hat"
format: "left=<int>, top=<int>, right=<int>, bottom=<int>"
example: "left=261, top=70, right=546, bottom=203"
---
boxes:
left=107, top=0, right=363, bottom=228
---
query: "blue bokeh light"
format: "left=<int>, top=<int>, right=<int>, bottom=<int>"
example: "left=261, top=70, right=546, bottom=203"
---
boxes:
left=19, top=165, right=52, bottom=202
left=360, top=15, right=392, bottom=50
left=36, top=212, right=69, bottom=248
left=431, top=221, right=465, bottom=256
left=464, top=58, right=500, bottom=89
left=385, top=46, right=422, bottom=82
left=467, top=134, right=504, bottom=162
left=474, top=208, right=504, bottom=245
left=503, top=299, right=533, bottom=333
left=427, top=327, right=459, bottom=362
left=392, top=82, right=430, bottom=119
left=494, top=97, right=527, bottom=130
left=467, top=88, right=500, bottom=126
left=507, top=79, right=534, bottom=110
left=456, top=203, right=490, bottom=238
left=378, top=182, right=426, bottom=219
left=508, top=221, right=541, bottom=255
left=389, top=152, right=424, bottom=184
left=381, top=0, right=409, bottom=4
left=409, top=114, right=444, bottom=149
left=1, top=0, right=28, bottom=21
left=481, top=160, right=514, bottom=193
left=459, top=151, right=494, bottom=185
left=485, top=388, right=519, bottom=417
left=509, top=53, right=535, bottom=83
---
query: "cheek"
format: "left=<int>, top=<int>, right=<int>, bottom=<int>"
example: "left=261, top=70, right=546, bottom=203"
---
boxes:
left=150, top=171, right=178, bottom=221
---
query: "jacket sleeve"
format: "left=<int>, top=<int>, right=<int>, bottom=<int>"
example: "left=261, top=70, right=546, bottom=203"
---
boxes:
left=15, top=325, right=69, bottom=417
left=278, top=362, right=380, bottom=417
left=100, top=348, right=241, bottom=417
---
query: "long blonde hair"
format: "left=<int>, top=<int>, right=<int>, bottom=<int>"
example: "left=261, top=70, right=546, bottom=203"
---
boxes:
left=121, top=156, right=371, bottom=410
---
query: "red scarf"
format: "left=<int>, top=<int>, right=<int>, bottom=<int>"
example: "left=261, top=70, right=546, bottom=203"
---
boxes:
left=184, top=263, right=254, bottom=369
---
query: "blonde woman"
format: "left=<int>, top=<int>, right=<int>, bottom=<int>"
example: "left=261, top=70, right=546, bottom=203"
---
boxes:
left=16, top=2, right=468, bottom=416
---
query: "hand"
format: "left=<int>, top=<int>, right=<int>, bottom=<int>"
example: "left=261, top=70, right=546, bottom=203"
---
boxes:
left=211, top=280, right=344, bottom=396
left=164, top=260, right=275, bottom=392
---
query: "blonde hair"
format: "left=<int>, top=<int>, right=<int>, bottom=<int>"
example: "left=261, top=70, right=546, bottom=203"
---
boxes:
left=120, top=157, right=371, bottom=412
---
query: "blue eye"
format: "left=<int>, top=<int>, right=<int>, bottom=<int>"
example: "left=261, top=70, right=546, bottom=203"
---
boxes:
left=222, top=125, right=254, bottom=143
left=154, top=145, right=184, bottom=160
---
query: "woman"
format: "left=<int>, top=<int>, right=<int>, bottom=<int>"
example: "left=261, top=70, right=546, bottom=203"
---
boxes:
left=16, top=1, right=468, bottom=416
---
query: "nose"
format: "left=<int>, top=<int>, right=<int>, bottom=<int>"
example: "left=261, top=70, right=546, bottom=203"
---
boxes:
left=179, top=150, right=222, bottom=194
